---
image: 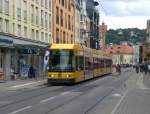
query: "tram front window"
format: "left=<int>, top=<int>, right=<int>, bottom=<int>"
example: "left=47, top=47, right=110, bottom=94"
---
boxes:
left=49, top=50, right=74, bottom=72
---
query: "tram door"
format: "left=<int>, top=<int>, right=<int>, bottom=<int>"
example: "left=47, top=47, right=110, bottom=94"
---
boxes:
left=84, top=50, right=94, bottom=80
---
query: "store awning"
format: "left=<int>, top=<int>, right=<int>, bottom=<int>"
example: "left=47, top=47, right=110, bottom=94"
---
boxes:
left=0, top=34, right=50, bottom=49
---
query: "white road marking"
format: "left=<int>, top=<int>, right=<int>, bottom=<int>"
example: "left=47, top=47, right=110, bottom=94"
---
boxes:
left=111, top=92, right=127, bottom=114
left=137, top=74, right=148, bottom=90
left=40, top=96, right=57, bottom=103
left=9, top=105, right=32, bottom=114
left=11, top=81, right=42, bottom=88
left=61, top=91, right=70, bottom=95
left=112, top=93, right=122, bottom=97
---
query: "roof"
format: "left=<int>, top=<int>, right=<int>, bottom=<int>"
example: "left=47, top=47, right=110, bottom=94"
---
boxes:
left=105, top=45, right=134, bottom=54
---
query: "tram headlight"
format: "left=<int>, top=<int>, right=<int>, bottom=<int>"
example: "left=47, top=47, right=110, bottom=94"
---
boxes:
left=67, top=75, right=71, bottom=78
left=49, top=74, right=54, bottom=78
left=51, top=74, right=54, bottom=78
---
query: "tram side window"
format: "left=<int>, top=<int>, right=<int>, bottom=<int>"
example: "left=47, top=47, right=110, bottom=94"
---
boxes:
left=76, top=56, right=84, bottom=70
left=94, top=58, right=98, bottom=69
left=105, top=60, right=112, bottom=67
left=99, top=59, right=104, bottom=68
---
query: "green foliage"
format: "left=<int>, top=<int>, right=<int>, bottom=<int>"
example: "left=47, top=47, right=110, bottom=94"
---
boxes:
left=106, top=28, right=146, bottom=45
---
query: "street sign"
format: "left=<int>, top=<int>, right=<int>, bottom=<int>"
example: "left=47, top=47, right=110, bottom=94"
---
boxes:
left=19, top=48, right=37, bottom=54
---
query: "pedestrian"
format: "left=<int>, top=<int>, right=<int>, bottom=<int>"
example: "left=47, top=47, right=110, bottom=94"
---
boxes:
left=10, top=66, right=15, bottom=80
left=135, top=64, right=139, bottom=73
left=116, top=64, right=121, bottom=74
left=140, top=64, right=144, bottom=72
left=29, top=65, right=34, bottom=78
left=144, top=63, right=148, bottom=75
left=148, top=64, right=150, bottom=73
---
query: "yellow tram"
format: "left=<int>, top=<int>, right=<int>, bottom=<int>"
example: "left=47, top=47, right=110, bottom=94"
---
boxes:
left=47, top=44, right=112, bottom=84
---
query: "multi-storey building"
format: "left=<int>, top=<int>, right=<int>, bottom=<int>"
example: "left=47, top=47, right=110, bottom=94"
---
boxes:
left=86, top=0, right=99, bottom=49
left=77, top=0, right=100, bottom=49
left=99, top=22, right=107, bottom=49
left=52, top=0, right=75, bottom=44
left=0, top=0, right=52, bottom=80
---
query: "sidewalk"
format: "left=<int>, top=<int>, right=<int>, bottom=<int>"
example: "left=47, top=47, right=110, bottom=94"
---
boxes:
left=143, top=72, right=150, bottom=88
left=114, top=71, right=150, bottom=114
left=0, top=77, right=47, bottom=91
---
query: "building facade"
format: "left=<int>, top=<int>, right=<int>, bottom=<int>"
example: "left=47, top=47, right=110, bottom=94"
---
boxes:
left=86, top=0, right=99, bottom=49
left=133, top=45, right=140, bottom=64
left=79, top=0, right=99, bottom=49
left=0, top=0, right=52, bottom=80
left=147, top=19, right=150, bottom=62
left=52, top=0, right=75, bottom=44
left=106, top=44, right=134, bottom=65
left=99, top=23, right=107, bottom=49
left=74, top=0, right=80, bottom=44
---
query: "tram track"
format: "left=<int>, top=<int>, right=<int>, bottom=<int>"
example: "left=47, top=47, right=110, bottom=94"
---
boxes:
left=44, top=72, right=130, bottom=114
left=0, top=76, right=110, bottom=109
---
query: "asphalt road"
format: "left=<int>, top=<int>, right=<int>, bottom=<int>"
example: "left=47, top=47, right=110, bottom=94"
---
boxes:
left=0, top=68, right=149, bottom=114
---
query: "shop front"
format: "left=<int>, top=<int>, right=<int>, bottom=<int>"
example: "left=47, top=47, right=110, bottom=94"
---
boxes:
left=0, top=34, right=49, bottom=80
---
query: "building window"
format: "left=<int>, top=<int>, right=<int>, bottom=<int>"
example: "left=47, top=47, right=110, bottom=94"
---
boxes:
left=63, top=32, right=65, bottom=44
left=24, top=0, right=27, bottom=21
left=36, top=7, right=39, bottom=26
left=36, top=30, right=39, bottom=40
left=56, top=28, right=59, bottom=43
left=31, top=29, right=34, bottom=39
left=72, top=16, right=73, bottom=31
left=68, top=15, right=71, bottom=30
left=0, top=0, right=3, bottom=12
left=49, top=14, right=51, bottom=32
left=56, top=7, right=59, bottom=25
left=65, top=0, right=67, bottom=9
left=5, top=0, right=9, bottom=15
left=45, top=12, right=48, bottom=29
left=65, top=13, right=67, bottom=29
left=12, top=23, right=15, bottom=34
left=17, top=24, right=21, bottom=36
left=41, top=32, right=44, bottom=41
left=12, top=4, right=15, bottom=18
left=0, top=18, right=2, bottom=32
left=31, top=5, right=34, bottom=24
left=41, top=0, right=44, bottom=7
left=17, top=0, right=21, bottom=20
left=62, top=0, right=64, bottom=7
left=60, top=10, right=63, bottom=27
left=24, top=26, right=27, bottom=38
left=45, top=0, right=48, bottom=8
left=5, top=19, right=9, bottom=33
left=60, top=30, right=62, bottom=43
left=68, top=0, right=71, bottom=11
left=41, top=10, right=44, bottom=27
left=49, top=0, right=51, bottom=11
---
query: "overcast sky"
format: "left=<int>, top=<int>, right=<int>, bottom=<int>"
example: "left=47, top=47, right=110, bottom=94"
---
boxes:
left=96, top=0, right=150, bottom=29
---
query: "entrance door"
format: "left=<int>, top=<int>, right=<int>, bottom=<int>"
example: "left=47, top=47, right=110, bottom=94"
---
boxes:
left=0, top=49, right=4, bottom=80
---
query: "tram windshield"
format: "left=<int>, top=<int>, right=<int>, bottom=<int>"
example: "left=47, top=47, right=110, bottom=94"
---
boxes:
left=49, top=50, right=74, bottom=72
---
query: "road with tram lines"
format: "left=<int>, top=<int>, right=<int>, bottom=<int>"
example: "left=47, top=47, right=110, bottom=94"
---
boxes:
left=0, top=68, right=150, bottom=114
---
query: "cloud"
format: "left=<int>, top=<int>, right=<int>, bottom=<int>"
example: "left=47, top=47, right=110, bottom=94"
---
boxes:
left=101, top=15, right=149, bottom=29
left=97, top=0, right=150, bottom=17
